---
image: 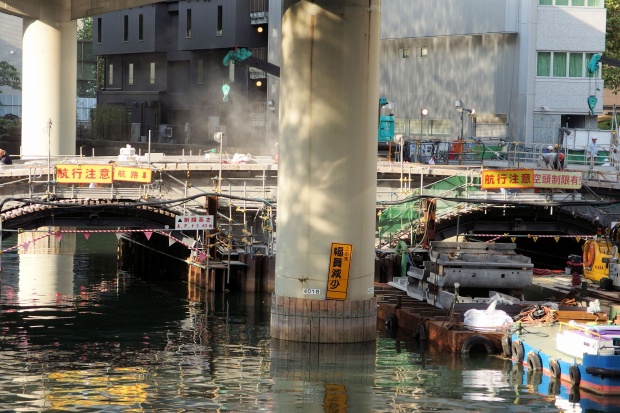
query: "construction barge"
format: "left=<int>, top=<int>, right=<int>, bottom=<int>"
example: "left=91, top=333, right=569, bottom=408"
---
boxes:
left=377, top=241, right=614, bottom=355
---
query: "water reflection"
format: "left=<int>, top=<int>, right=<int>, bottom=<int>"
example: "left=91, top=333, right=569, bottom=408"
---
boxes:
left=0, top=234, right=584, bottom=412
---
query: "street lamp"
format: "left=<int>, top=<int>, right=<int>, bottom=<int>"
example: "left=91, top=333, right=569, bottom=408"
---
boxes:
left=420, top=108, right=429, bottom=137
left=456, top=99, right=474, bottom=140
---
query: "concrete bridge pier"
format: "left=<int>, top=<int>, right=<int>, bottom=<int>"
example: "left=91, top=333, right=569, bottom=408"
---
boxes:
left=21, top=0, right=77, bottom=158
left=272, top=0, right=380, bottom=343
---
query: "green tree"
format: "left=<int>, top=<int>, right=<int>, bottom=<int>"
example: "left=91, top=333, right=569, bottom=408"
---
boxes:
left=0, top=61, right=21, bottom=93
left=78, top=17, right=93, bottom=40
left=604, top=0, right=620, bottom=92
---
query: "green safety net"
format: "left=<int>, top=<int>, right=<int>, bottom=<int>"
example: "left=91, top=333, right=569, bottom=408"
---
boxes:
left=378, top=175, right=481, bottom=238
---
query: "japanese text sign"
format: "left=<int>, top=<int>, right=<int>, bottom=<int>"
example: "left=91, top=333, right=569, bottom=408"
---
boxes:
left=481, top=169, right=533, bottom=190
left=56, top=164, right=152, bottom=184
left=533, top=170, right=582, bottom=189
left=56, top=164, right=113, bottom=184
left=113, top=166, right=152, bottom=183
left=482, top=169, right=583, bottom=190
left=175, top=215, right=215, bottom=230
left=326, top=243, right=352, bottom=300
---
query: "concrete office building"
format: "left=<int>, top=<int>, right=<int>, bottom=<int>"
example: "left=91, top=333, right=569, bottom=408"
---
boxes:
left=92, top=0, right=607, bottom=151
left=380, top=0, right=606, bottom=145
left=92, top=0, right=274, bottom=152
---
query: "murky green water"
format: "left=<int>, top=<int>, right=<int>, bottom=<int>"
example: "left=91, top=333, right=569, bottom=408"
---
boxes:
left=0, top=234, right=606, bottom=412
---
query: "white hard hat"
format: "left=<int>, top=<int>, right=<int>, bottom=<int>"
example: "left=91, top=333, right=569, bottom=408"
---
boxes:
left=547, top=145, right=553, bottom=151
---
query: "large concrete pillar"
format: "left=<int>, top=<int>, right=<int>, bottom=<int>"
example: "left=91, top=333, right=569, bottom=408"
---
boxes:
left=21, top=0, right=76, bottom=158
left=272, top=0, right=381, bottom=342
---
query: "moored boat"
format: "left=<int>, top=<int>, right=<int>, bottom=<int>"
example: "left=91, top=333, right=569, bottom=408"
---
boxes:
left=509, top=321, right=620, bottom=396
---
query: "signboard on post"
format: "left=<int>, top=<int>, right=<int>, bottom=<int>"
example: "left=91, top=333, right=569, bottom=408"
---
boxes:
left=326, top=243, right=352, bottom=300
left=175, top=215, right=214, bottom=230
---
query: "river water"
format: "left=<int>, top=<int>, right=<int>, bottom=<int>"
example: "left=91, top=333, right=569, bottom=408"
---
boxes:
left=0, top=234, right=607, bottom=412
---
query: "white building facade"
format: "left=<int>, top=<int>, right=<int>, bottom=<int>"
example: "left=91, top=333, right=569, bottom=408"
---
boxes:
left=379, top=0, right=606, bottom=145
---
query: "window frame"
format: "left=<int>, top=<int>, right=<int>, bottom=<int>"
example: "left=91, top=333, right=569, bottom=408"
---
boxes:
left=149, top=62, right=156, bottom=85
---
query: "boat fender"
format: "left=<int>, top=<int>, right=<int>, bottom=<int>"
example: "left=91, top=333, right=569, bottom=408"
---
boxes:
left=512, top=340, right=524, bottom=363
left=413, top=323, right=427, bottom=341
left=569, top=385, right=580, bottom=403
left=501, top=334, right=512, bottom=358
left=527, top=351, right=543, bottom=371
left=569, top=365, right=581, bottom=386
left=548, top=379, right=560, bottom=396
left=461, top=335, right=495, bottom=356
left=585, top=366, right=620, bottom=379
left=385, top=313, right=398, bottom=330
left=549, top=359, right=561, bottom=379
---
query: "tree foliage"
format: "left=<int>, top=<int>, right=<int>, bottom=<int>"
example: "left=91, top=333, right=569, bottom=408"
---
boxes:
left=0, top=61, right=21, bottom=93
left=604, top=0, right=620, bottom=92
left=78, top=17, right=93, bottom=40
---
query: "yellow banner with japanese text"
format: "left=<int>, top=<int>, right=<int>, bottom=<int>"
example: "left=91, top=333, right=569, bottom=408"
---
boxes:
left=481, top=169, right=533, bottom=190
left=56, top=164, right=152, bottom=184
left=482, top=169, right=583, bottom=190
left=113, top=166, right=152, bottom=183
left=533, top=170, right=582, bottom=189
left=56, top=164, right=114, bottom=184
left=326, top=243, right=352, bottom=300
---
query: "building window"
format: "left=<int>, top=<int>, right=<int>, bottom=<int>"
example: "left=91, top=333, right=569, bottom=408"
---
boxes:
left=217, top=6, right=223, bottom=36
left=539, top=0, right=602, bottom=5
left=186, top=9, right=192, bottom=38
left=97, top=18, right=102, bottom=43
left=538, top=51, right=598, bottom=78
left=123, top=15, right=129, bottom=42
left=108, top=64, right=113, bottom=86
left=138, top=14, right=144, bottom=41
left=149, top=62, right=155, bottom=84
left=197, top=60, right=204, bottom=84
left=553, top=52, right=567, bottom=77
left=569, top=53, right=583, bottom=77
left=420, top=47, right=428, bottom=58
left=128, top=63, right=134, bottom=85
left=537, top=52, right=551, bottom=76
left=400, top=48, right=410, bottom=59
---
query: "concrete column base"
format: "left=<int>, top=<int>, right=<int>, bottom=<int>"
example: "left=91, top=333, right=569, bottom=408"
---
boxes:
left=270, top=295, right=376, bottom=343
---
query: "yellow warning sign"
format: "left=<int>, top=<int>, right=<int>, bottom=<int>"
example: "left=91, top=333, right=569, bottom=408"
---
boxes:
left=326, top=243, right=352, bottom=300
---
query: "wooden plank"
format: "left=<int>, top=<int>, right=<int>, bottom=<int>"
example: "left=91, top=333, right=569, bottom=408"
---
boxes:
left=326, top=300, right=335, bottom=343
left=320, top=300, right=328, bottom=343
left=294, top=297, right=303, bottom=342
left=336, top=300, right=345, bottom=343
left=352, top=301, right=360, bottom=343
left=271, top=295, right=280, bottom=340
left=310, top=299, right=319, bottom=343
left=556, top=310, right=608, bottom=322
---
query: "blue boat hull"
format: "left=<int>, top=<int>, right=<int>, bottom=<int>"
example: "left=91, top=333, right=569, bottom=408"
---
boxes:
left=510, top=331, right=620, bottom=396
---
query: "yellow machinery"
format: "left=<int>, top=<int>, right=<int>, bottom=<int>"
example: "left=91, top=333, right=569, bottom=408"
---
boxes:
left=583, top=225, right=620, bottom=282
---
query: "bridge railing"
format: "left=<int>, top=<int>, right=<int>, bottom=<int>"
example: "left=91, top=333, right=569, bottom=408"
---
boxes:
left=54, top=186, right=146, bottom=200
